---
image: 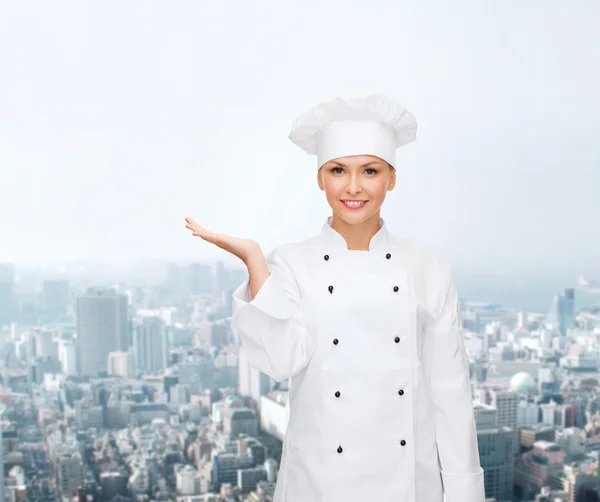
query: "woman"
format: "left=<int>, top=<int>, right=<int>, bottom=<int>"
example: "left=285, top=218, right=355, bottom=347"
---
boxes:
left=185, top=95, right=484, bottom=502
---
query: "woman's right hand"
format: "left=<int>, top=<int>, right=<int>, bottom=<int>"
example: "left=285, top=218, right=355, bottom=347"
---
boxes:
left=184, top=217, right=261, bottom=263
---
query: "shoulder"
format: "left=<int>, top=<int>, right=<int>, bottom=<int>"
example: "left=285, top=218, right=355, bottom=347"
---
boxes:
left=390, top=236, right=454, bottom=314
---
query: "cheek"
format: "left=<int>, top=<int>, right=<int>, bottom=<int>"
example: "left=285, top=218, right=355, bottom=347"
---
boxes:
left=324, top=188, right=339, bottom=203
left=367, top=181, right=389, bottom=199
left=323, top=179, right=344, bottom=197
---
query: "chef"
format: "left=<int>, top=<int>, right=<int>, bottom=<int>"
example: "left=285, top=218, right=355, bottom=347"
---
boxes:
left=228, top=94, right=485, bottom=502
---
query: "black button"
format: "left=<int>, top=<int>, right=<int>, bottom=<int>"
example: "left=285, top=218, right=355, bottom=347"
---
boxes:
left=386, top=253, right=391, bottom=259
left=328, top=285, right=334, bottom=293
left=324, top=254, right=329, bottom=261
left=394, top=336, right=400, bottom=343
left=335, top=391, right=340, bottom=397
left=393, top=286, right=399, bottom=292
left=400, top=440, right=406, bottom=446
left=398, top=389, right=404, bottom=396
left=333, top=338, right=339, bottom=345
left=337, top=445, right=343, bottom=453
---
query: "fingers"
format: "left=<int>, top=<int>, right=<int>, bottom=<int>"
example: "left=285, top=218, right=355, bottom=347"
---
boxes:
left=184, top=217, right=205, bottom=234
left=184, top=216, right=199, bottom=231
left=185, top=217, right=220, bottom=243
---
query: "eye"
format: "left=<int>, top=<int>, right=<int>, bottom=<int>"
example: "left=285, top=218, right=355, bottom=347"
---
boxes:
left=365, top=168, right=378, bottom=175
left=330, top=167, right=344, bottom=174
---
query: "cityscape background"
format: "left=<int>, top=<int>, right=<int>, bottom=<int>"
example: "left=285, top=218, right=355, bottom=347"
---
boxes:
left=1, top=1, right=599, bottom=502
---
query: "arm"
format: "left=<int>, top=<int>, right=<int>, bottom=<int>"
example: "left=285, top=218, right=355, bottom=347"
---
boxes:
left=430, top=263, right=484, bottom=502
left=231, top=246, right=315, bottom=383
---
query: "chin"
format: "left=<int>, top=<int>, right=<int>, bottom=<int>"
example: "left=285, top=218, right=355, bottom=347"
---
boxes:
left=334, top=209, right=370, bottom=225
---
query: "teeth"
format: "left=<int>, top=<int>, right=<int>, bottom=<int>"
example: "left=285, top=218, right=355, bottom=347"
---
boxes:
left=343, top=200, right=365, bottom=206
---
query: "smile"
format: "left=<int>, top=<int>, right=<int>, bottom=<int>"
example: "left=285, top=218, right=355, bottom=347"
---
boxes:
left=341, top=200, right=368, bottom=209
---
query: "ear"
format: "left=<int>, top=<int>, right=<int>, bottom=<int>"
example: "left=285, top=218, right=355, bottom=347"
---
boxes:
left=388, top=166, right=396, bottom=191
left=317, top=167, right=324, bottom=190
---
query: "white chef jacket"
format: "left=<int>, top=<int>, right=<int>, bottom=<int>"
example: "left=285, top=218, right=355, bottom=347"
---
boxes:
left=231, top=216, right=485, bottom=502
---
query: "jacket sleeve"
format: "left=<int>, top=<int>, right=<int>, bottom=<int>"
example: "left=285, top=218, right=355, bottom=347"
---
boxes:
left=230, top=246, right=316, bottom=383
left=430, top=263, right=485, bottom=502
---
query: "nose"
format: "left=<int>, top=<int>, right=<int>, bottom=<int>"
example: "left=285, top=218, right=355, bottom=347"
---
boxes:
left=345, top=174, right=362, bottom=195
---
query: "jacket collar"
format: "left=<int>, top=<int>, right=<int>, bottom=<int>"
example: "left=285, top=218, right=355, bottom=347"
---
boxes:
left=319, top=215, right=390, bottom=252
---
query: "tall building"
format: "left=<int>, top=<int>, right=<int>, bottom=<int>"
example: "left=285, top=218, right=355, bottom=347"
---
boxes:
left=481, top=387, right=520, bottom=456
left=188, top=263, right=213, bottom=295
left=58, top=338, right=77, bottom=376
left=0, top=263, right=16, bottom=325
left=42, top=280, right=69, bottom=318
left=474, top=403, right=514, bottom=502
left=107, top=351, right=135, bottom=378
left=562, top=287, right=576, bottom=332
left=132, top=316, right=169, bottom=374
left=215, top=260, right=229, bottom=292
left=26, top=330, right=35, bottom=395
left=546, top=288, right=576, bottom=336
left=76, top=287, right=128, bottom=377
left=57, top=450, right=83, bottom=497
left=35, top=329, right=58, bottom=359
left=0, top=403, right=5, bottom=502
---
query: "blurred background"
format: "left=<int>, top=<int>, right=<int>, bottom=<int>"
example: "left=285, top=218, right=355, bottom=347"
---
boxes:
left=0, top=2, right=599, bottom=501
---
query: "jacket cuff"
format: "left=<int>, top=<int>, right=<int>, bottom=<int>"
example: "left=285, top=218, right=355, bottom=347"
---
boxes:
left=440, top=468, right=485, bottom=502
left=231, top=272, right=294, bottom=322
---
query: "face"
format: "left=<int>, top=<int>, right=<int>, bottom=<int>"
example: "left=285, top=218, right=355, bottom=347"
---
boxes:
left=317, top=154, right=396, bottom=224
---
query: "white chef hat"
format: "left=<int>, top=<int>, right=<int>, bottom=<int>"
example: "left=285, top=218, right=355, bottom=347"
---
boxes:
left=288, top=94, right=417, bottom=168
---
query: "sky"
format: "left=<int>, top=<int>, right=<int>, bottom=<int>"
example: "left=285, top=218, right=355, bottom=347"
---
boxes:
left=1, top=1, right=599, bottom=285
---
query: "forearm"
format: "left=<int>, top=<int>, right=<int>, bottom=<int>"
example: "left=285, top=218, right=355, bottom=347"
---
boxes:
left=244, top=247, right=270, bottom=301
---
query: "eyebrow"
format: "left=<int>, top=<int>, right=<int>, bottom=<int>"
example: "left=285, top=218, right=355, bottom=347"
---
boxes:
left=329, top=160, right=382, bottom=167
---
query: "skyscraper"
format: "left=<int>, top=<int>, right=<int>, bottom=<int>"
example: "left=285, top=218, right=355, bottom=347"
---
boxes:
left=35, top=329, right=58, bottom=359
left=0, top=264, right=16, bottom=325
left=42, top=280, right=69, bottom=318
left=107, top=351, right=135, bottom=378
left=58, top=338, right=77, bottom=376
left=188, top=263, right=213, bottom=295
left=546, top=287, right=576, bottom=336
left=487, top=388, right=520, bottom=456
left=474, top=403, right=513, bottom=502
left=0, top=403, right=5, bottom=502
left=132, top=316, right=169, bottom=374
left=76, top=287, right=128, bottom=377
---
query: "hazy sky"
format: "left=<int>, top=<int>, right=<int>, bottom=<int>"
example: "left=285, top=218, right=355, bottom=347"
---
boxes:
left=1, top=1, right=599, bottom=280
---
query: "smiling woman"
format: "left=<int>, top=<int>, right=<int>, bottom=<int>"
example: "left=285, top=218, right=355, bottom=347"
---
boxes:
left=187, top=94, right=485, bottom=502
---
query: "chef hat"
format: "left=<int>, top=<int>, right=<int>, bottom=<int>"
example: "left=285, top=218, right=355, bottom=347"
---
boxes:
left=288, top=94, right=417, bottom=168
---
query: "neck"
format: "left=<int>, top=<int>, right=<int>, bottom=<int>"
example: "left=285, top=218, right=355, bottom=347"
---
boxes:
left=330, top=211, right=382, bottom=250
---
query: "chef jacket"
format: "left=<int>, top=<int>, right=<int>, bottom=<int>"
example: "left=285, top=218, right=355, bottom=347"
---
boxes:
left=231, top=216, right=485, bottom=502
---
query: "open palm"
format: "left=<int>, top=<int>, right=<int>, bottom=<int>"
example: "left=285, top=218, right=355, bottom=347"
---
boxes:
left=184, top=217, right=259, bottom=263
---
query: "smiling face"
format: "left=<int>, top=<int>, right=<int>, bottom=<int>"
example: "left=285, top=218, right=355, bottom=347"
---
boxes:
left=317, top=154, right=396, bottom=225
